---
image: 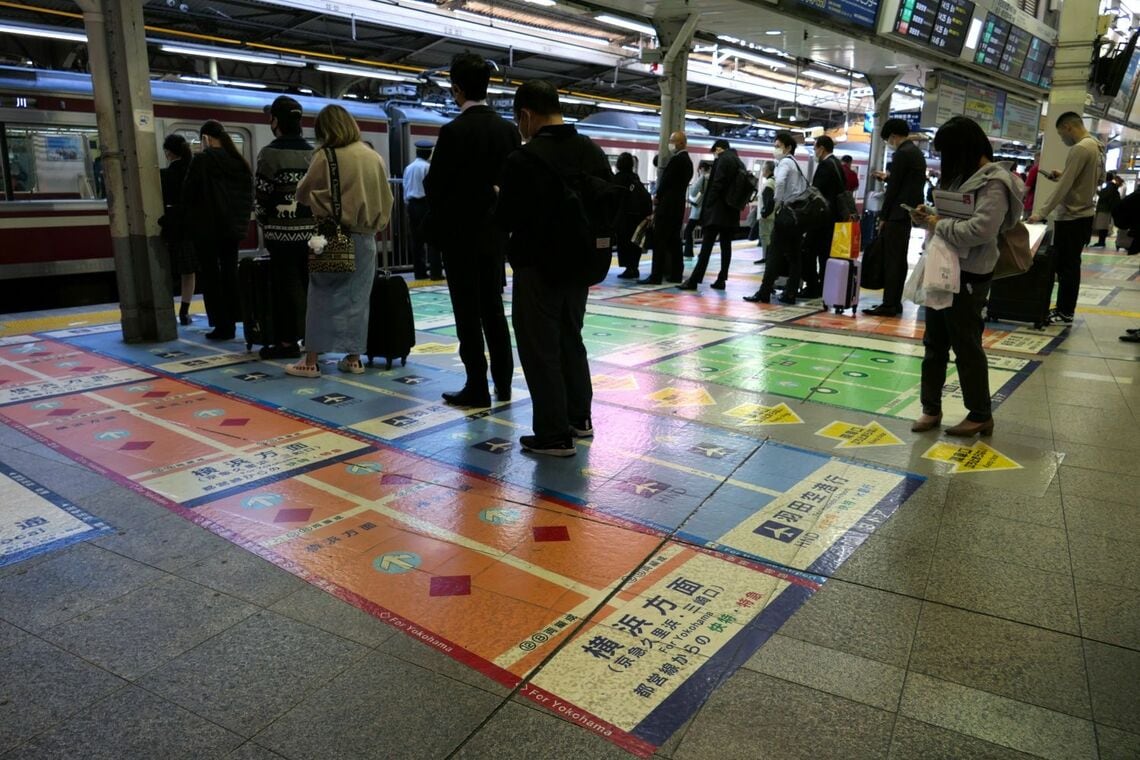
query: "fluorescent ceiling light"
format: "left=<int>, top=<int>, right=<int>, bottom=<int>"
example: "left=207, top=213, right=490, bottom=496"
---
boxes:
left=523, top=0, right=557, bottom=5
left=724, top=48, right=787, bottom=69
left=709, top=116, right=748, bottom=124
left=422, top=101, right=446, bottom=108
left=486, top=85, right=516, bottom=94
left=765, top=30, right=783, bottom=36
left=595, top=14, right=656, bottom=36
left=559, top=95, right=597, bottom=105
left=160, top=43, right=306, bottom=67
left=801, top=69, right=853, bottom=86
left=315, top=63, right=418, bottom=82
left=965, top=18, right=983, bottom=49
left=179, top=75, right=267, bottom=89
left=601, top=102, right=655, bottom=113
left=0, top=22, right=86, bottom=42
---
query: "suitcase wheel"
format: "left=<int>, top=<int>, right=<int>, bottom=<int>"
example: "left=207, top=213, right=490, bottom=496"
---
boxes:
left=849, top=307, right=856, bottom=316
left=834, top=306, right=842, bottom=315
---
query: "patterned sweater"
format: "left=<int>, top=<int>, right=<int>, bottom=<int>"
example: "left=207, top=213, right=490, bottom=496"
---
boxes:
left=255, top=135, right=315, bottom=244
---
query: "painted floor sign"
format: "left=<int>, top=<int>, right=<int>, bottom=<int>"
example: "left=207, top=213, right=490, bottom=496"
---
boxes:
left=0, top=464, right=114, bottom=568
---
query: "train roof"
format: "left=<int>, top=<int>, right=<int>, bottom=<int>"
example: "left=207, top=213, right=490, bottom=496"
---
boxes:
left=0, top=66, right=387, bottom=123
left=579, top=111, right=709, bottom=136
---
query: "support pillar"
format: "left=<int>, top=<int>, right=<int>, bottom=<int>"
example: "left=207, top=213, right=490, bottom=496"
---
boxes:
left=77, top=0, right=174, bottom=342
left=654, top=13, right=699, bottom=175
left=865, top=73, right=901, bottom=207
left=1034, top=3, right=1101, bottom=216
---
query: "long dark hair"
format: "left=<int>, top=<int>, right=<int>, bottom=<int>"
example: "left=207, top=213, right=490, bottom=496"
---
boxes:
left=199, top=119, right=250, bottom=174
left=163, top=133, right=191, bottom=163
left=933, top=116, right=992, bottom=190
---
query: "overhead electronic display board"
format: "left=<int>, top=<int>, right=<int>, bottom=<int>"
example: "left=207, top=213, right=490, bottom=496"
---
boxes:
left=974, top=12, right=1010, bottom=69
left=1108, top=47, right=1140, bottom=122
left=1002, top=95, right=1040, bottom=143
left=1019, top=36, right=1051, bottom=86
left=893, top=0, right=974, bottom=57
left=999, top=24, right=1033, bottom=78
left=798, top=0, right=881, bottom=31
left=1039, top=45, right=1055, bottom=87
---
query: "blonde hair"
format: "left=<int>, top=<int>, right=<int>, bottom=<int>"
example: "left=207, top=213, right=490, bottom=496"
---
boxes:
left=314, top=104, right=362, bottom=149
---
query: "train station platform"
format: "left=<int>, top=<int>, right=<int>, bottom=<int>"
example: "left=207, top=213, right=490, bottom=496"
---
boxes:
left=1, top=243, right=1138, bottom=759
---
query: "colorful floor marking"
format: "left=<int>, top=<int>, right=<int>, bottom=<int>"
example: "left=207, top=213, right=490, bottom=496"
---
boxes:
left=0, top=340, right=154, bottom=404
left=816, top=420, right=904, bottom=449
left=922, top=441, right=1022, bottom=474
left=0, top=463, right=115, bottom=568
left=605, top=289, right=818, bottom=324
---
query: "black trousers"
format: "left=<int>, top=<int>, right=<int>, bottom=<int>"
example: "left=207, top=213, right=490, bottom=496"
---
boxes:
left=442, top=242, right=513, bottom=392
left=616, top=237, right=642, bottom=273
left=880, top=220, right=912, bottom=310
left=683, top=218, right=699, bottom=258
left=265, top=241, right=308, bottom=346
left=407, top=198, right=442, bottom=279
left=650, top=209, right=684, bottom=281
left=688, top=224, right=732, bottom=284
left=759, top=218, right=803, bottom=294
left=512, top=266, right=591, bottom=439
left=1053, top=217, right=1093, bottom=316
left=802, top=223, right=834, bottom=291
left=195, top=230, right=241, bottom=333
left=921, top=277, right=992, bottom=420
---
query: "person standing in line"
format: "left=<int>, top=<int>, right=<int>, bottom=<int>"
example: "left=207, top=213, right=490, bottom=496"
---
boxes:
left=680, top=138, right=740, bottom=291
left=1091, top=171, right=1121, bottom=248
left=286, top=105, right=393, bottom=378
left=840, top=154, right=860, bottom=192
left=159, top=134, right=197, bottom=326
left=745, top=132, right=808, bottom=304
left=424, top=53, right=520, bottom=407
left=496, top=80, right=613, bottom=456
left=403, top=140, right=442, bottom=280
left=910, top=116, right=1024, bottom=437
left=800, top=136, right=847, bottom=298
left=181, top=120, right=253, bottom=341
left=613, top=152, right=649, bottom=279
left=862, top=118, right=926, bottom=317
left=754, top=160, right=776, bottom=266
left=1028, top=112, right=1105, bottom=325
left=640, top=131, right=693, bottom=285
left=255, top=96, right=314, bottom=359
left=683, top=162, right=709, bottom=259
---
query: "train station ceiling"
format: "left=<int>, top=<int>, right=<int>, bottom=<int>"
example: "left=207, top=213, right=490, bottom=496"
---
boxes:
left=0, top=0, right=936, bottom=130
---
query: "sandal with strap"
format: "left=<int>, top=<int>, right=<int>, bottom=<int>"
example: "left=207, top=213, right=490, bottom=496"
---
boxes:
left=337, top=357, right=365, bottom=374
left=285, top=362, right=321, bottom=378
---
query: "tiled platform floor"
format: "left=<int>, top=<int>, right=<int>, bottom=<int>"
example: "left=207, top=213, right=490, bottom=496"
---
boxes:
left=1, top=241, right=1139, bottom=759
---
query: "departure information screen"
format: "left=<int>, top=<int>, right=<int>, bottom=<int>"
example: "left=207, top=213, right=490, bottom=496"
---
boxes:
left=798, top=0, right=881, bottom=30
left=974, top=12, right=1010, bottom=69
left=1019, top=35, right=1051, bottom=86
left=999, top=24, right=1033, bottom=77
left=894, top=0, right=974, bottom=57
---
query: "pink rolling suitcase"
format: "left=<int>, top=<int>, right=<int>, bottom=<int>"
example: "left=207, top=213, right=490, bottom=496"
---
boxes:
left=822, top=257, right=861, bottom=316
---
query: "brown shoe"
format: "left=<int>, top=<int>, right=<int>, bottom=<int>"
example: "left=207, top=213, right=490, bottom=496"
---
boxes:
left=911, top=413, right=942, bottom=433
left=944, top=418, right=994, bottom=437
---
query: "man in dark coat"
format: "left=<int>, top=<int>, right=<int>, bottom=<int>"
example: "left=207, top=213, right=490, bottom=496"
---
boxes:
left=424, top=53, right=520, bottom=407
left=639, top=131, right=693, bottom=284
left=801, top=135, right=848, bottom=297
left=681, top=139, right=741, bottom=291
left=863, top=118, right=926, bottom=316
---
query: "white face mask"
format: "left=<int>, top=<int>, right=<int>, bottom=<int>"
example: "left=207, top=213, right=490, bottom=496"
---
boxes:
left=668, top=143, right=678, bottom=154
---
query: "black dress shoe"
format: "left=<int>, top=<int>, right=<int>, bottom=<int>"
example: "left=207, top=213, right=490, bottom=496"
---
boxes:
left=798, top=288, right=821, bottom=299
left=495, top=386, right=512, bottom=402
left=743, top=290, right=771, bottom=303
left=666, top=276, right=684, bottom=283
left=778, top=295, right=797, bottom=305
left=636, top=277, right=663, bottom=285
left=442, top=389, right=491, bottom=407
left=861, top=305, right=901, bottom=317
left=677, top=281, right=698, bottom=291
left=753, top=258, right=766, bottom=265
left=710, top=279, right=726, bottom=290
left=205, top=329, right=235, bottom=341
left=617, top=269, right=639, bottom=280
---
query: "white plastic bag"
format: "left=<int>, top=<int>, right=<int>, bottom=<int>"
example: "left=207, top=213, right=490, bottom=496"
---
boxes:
left=903, top=255, right=926, bottom=305
left=923, top=235, right=961, bottom=294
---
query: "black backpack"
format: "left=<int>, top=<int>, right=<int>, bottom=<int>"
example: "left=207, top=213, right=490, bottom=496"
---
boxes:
left=725, top=162, right=758, bottom=210
left=629, top=177, right=653, bottom=220
left=523, top=146, right=621, bottom=287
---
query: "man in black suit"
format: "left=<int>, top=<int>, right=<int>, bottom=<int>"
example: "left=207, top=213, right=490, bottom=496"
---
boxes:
left=638, top=131, right=693, bottom=284
left=681, top=139, right=742, bottom=291
left=801, top=135, right=848, bottom=297
left=425, top=53, right=521, bottom=406
left=863, top=118, right=926, bottom=316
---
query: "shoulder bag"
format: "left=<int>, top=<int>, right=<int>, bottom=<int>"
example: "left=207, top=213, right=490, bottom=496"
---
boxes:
left=775, top=157, right=829, bottom=228
left=308, top=147, right=356, bottom=274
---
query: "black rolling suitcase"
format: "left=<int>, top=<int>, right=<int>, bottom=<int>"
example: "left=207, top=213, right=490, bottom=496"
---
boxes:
left=860, top=209, right=877, bottom=249
left=366, top=270, right=416, bottom=369
left=238, top=255, right=274, bottom=351
left=986, top=247, right=1055, bottom=329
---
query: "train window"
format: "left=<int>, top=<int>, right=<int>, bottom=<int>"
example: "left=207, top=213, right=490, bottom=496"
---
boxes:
left=167, top=124, right=251, bottom=164
left=1, top=125, right=100, bottom=200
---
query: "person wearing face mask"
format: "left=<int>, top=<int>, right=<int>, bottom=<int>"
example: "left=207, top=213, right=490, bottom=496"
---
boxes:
left=496, top=80, right=613, bottom=456
left=861, top=118, right=926, bottom=317
left=181, top=119, right=254, bottom=341
left=1027, top=112, right=1104, bottom=325
left=680, top=138, right=741, bottom=291
left=424, top=53, right=521, bottom=407
left=745, top=132, right=807, bottom=304
left=639, top=131, right=693, bottom=284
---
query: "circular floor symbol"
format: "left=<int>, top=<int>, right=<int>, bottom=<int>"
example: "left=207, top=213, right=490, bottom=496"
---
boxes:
left=766, top=342, right=788, bottom=348
left=373, top=552, right=421, bottom=574
left=843, top=371, right=869, bottom=378
left=95, top=429, right=130, bottom=441
left=698, top=366, right=718, bottom=373
left=593, top=331, right=612, bottom=337
left=812, top=386, right=839, bottom=395
left=194, top=409, right=226, bottom=419
left=242, top=493, right=282, bottom=510
left=871, top=357, right=894, bottom=364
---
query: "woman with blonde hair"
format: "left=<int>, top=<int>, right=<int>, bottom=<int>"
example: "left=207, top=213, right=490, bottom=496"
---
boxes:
left=286, top=105, right=393, bottom=377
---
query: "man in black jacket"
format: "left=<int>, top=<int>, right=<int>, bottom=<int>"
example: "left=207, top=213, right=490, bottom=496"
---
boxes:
left=424, top=53, right=520, bottom=407
left=681, top=139, right=741, bottom=291
left=496, top=81, right=613, bottom=456
left=639, top=131, right=693, bottom=284
left=801, top=136, right=848, bottom=298
left=863, top=118, right=925, bottom=316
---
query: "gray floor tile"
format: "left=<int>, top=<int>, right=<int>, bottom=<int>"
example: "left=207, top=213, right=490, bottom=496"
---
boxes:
left=0, top=637, right=125, bottom=753
left=942, top=478, right=1064, bottom=528
left=42, top=574, right=258, bottom=680
left=377, top=628, right=511, bottom=697
left=899, top=672, right=1097, bottom=760
left=1096, top=725, right=1140, bottom=760
left=454, top=701, right=632, bottom=759
left=71, top=485, right=168, bottom=528
left=674, top=669, right=894, bottom=760
left=139, top=610, right=370, bottom=736
left=0, top=447, right=114, bottom=501
left=888, top=717, right=1039, bottom=759
left=0, top=542, right=165, bottom=632
left=1068, top=530, right=1140, bottom=591
left=268, top=584, right=396, bottom=649
left=1058, top=464, right=1140, bottom=506
left=925, top=549, right=1079, bottom=634
left=934, top=511, right=1070, bottom=574
left=1056, top=442, right=1140, bottom=478
left=224, top=743, right=288, bottom=760
left=774, top=580, right=921, bottom=668
left=1084, top=640, right=1140, bottom=735
left=743, top=633, right=905, bottom=711
left=872, top=476, right=948, bottom=547
left=908, top=603, right=1090, bottom=719
left=1062, top=491, right=1140, bottom=541
left=252, top=649, right=501, bottom=759
left=1075, top=577, right=1140, bottom=650
left=831, top=533, right=933, bottom=597
left=0, top=619, right=31, bottom=652
left=7, top=685, right=242, bottom=760
left=176, top=543, right=306, bottom=606
left=93, top=510, right=230, bottom=571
